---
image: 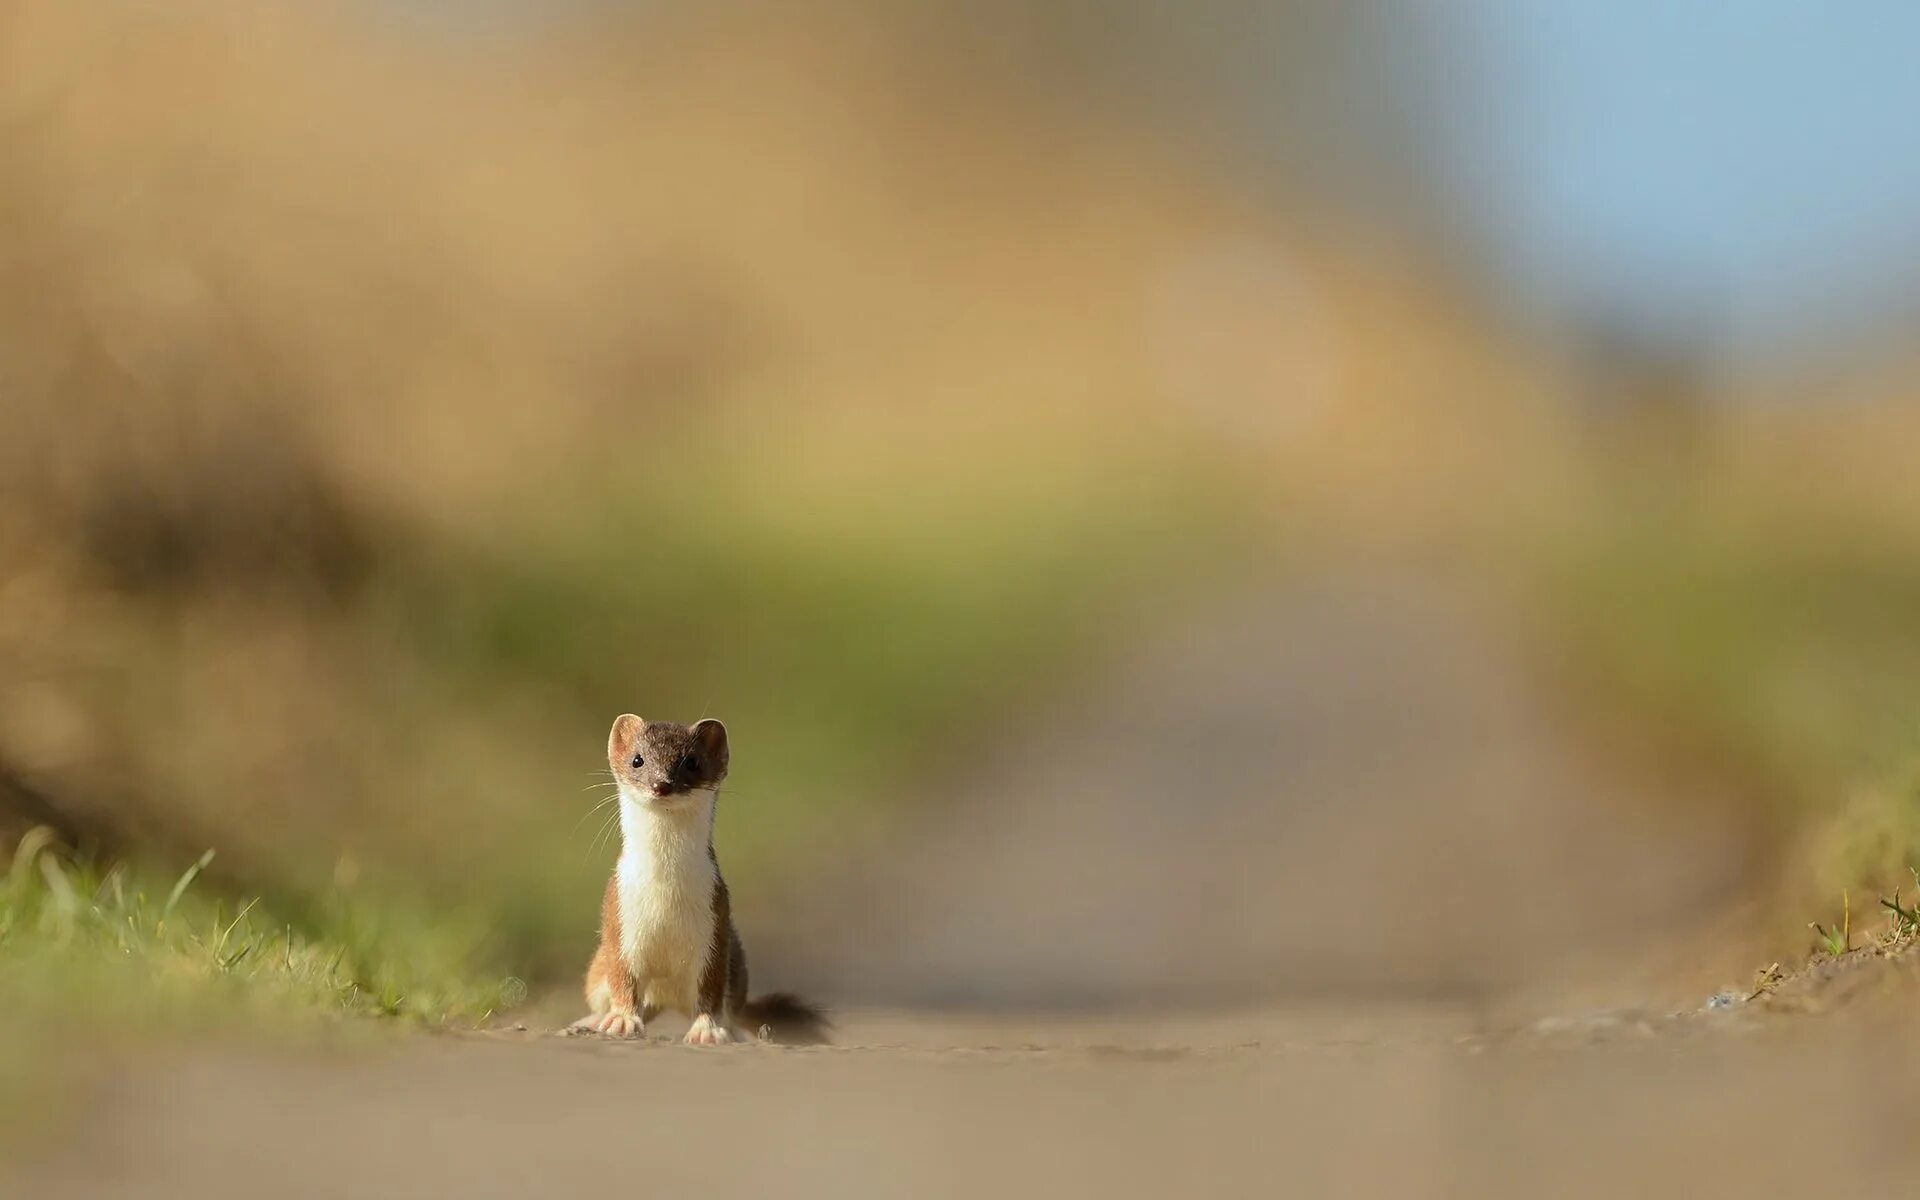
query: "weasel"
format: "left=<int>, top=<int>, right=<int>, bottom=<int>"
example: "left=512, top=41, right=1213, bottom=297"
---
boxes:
left=569, top=714, right=828, bottom=1045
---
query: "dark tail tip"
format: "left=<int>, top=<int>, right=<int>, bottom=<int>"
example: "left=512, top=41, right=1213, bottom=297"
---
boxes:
left=740, top=992, right=832, bottom=1045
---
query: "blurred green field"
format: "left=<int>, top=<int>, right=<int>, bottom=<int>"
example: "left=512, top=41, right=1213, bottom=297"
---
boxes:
left=1512, top=424, right=1920, bottom=927
left=0, top=442, right=1263, bottom=1029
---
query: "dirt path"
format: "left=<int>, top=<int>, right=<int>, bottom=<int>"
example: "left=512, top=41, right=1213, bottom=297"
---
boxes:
left=12, top=1001, right=1920, bottom=1199
left=13, top=563, right=1911, bottom=1198
left=756, top=563, right=1751, bottom=1010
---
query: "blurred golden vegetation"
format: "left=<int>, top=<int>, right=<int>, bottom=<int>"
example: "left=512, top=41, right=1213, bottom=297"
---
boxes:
left=3, top=0, right=1920, bottom=1015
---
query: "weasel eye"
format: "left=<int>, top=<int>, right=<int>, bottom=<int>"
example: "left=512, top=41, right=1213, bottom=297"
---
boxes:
left=629, top=754, right=644, bottom=769
left=678, top=754, right=699, bottom=776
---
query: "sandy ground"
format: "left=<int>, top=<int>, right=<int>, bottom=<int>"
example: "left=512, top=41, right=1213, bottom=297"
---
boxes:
left=10, top=999, right=1920, bottom=1199
left=10, top=563, right=1909, bottom=1198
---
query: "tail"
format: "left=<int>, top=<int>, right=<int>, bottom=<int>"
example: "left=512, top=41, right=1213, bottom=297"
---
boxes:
left=739, top=992, right=832, bottom=1045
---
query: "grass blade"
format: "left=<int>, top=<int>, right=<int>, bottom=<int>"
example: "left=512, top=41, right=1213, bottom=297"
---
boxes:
left=9, top=826, right=58, bottom=891
left=161, top=850, right=216, bottom=922
left=217, top=897, right=260, bottom=952
left=219, top=940, right=256, bottom=972
left=38, top=855, right=78, bottom=919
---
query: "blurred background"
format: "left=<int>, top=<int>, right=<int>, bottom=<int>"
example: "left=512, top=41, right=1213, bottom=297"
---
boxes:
left=5, top=0, right=1920, bottom=1043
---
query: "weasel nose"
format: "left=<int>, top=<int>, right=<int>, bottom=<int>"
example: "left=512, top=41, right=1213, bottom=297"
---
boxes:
left=649, top=781, right=674, bottom=798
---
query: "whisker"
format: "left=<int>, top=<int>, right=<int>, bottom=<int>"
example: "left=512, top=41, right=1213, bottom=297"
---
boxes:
left=586, top=806, right=622, bottom=862
left=570, top=792, right=621, bottom=835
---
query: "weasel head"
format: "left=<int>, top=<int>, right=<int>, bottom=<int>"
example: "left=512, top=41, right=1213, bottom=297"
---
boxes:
left=608, top=714, right=730, bottom=809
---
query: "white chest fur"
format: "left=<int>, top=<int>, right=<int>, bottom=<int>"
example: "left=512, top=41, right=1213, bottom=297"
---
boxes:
left=616, top=788, right=719, bottom=1015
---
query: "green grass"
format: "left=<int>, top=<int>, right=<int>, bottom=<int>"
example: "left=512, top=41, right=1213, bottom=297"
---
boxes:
left=1879, top=880, right=1920, bottom=942
left=1807, top=891, right=1853, bottom=958
left=0, top=827, right=517, bottom=1029
left=1790, top=878, right=1918, bottom=979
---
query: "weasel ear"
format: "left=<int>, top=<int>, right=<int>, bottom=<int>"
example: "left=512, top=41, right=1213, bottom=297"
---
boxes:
left=691, top=719, right=730, bottom=773
left=608, top=714, right=645, bottom=763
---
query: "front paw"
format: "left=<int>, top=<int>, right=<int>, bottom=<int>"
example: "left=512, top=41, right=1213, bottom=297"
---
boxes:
left=569, top=1010, right=644, bottom=1039
left=683, top=1014, right=733, bottom=1046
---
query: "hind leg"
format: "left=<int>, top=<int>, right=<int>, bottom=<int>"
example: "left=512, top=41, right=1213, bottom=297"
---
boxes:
left=723, top=931, right=753, bottom=1035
